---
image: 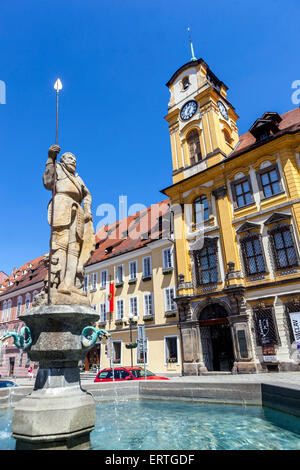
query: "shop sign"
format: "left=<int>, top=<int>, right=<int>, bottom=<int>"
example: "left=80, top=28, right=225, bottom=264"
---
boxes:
left=262, top=344, right=277, bottom=363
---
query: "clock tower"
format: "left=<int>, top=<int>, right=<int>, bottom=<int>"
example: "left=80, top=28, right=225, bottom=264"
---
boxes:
left=165, top=58, right=239, bottom=184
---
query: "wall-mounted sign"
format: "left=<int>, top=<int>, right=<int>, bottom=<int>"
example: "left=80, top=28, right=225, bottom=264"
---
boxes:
left=237, top=330, right=248, bottom=359
left=262, top=344, right=277, bottom=363
left=255, top=310, right=278, bottom=345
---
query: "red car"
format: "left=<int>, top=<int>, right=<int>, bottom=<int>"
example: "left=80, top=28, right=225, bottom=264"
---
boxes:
left=94, top=366, right=169, bottom=382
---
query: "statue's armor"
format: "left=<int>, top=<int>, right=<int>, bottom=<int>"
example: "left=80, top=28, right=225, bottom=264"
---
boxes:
left=46, top=163, right=89, bottom=243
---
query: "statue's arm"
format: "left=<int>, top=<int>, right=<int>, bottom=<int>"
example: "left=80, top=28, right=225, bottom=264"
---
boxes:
left=43, top=145, right=60, bottom=190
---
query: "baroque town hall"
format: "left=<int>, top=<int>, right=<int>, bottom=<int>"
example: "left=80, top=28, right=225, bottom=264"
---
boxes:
left=162, top=57, right=300, bottom=374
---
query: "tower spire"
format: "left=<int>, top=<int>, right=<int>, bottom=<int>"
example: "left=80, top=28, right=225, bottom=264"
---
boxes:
left=187, top=27, right=197, bottom=62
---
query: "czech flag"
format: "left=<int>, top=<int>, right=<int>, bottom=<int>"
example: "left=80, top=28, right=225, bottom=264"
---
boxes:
left=106, top=282, right=114, bottom=313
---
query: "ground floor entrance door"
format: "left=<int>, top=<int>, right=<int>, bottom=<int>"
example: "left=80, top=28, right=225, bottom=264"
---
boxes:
left=200, top=320, right=234, bottom=372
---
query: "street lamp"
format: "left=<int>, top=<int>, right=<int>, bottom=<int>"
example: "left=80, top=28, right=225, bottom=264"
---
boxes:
left=127, top=313, right=138, bottom=367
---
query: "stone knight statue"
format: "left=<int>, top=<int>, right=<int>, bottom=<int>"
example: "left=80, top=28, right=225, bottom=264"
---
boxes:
left=34, top=144, right=95, bottom=306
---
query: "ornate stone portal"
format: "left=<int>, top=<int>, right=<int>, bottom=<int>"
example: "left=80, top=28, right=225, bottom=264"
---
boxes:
left=10, top=145, right=106, bottom=450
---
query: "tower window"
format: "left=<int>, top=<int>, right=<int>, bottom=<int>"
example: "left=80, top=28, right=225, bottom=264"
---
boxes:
left=187, top=130, right=202, bottom=165
left=224, top=131, right=232, bottom=144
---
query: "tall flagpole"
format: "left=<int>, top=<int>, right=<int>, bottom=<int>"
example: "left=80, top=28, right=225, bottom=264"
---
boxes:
left=48, top=78, right=62, bottom=305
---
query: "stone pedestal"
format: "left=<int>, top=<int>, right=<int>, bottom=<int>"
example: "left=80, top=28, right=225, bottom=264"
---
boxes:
left=12, top=305, right=99, bottom=450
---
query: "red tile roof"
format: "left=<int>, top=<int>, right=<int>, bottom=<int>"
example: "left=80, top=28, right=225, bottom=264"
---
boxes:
left=0, top=199, right=171, bottom=294
left=89, top=199, right=170, bottom=266
left=0, top=255, right=47, bottom=297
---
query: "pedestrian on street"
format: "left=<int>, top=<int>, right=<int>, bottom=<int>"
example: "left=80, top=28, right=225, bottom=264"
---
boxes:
left=28, top=367, right=33, bottom=380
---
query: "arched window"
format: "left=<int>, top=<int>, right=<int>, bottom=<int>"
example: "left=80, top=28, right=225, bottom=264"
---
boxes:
left=17, top=296, right=23, bottom=316
left=182, top=77, right=190, bottom=90
left=25, top=293, right=31, bottom=310
left=187, top=130, right=202, bottom=165
left=193, top=195, right=210, bottom=224
left=224, top=130, right=232, bottom=144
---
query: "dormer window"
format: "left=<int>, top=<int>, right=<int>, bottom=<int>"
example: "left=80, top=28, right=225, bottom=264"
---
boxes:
left=182, top=77, right=190, bottom=90
left=249, top=112, right=282, bottom=143
left=224, top=130, right=232, bottom=145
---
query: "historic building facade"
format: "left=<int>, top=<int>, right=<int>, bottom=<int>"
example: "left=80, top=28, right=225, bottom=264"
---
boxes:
left=0, top=256, right=45, bottom=377
left=83, top=199, right=181, bottom=375
left=162, top=57, right=300, bottom=374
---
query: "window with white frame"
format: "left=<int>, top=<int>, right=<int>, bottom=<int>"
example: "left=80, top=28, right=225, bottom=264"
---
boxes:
left=164, top=287, right=176, bottom=312
left=7, top=299, right=12, bottom=319
left=92, top=304, right=97, bottom=311
left=100, top=270, right=107, bottom=288
left=17, top=296, right=22, bottom=316
left=143, top=293, right=154, bottom=316
left=25, top=294, right=31, bottom=310
left=164, top=336, right=179, bottom=363
left=116, top=299, right=125, bottom=320
left=129, top=260, right=137, bottom=280
left=83, top=275, right=88, bottom=292
left=143, top=256, right=152, bottom=278
left=100, top=303, right=107, bottom=322
left=129, top=296, right=138, bottom=317
left=113, top=341, right=121, bottom=364
left=136, top=338, right=148, bottom=364
left=90, top=272, right=97, bottom=291
left=116, top=265, right=124, bottom=284
left=163, top=247, right=173, bottom=270
left=2, top=301, right=7, bottom=321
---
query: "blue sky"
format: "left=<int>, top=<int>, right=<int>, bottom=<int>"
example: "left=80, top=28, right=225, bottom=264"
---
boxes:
left=0, top=0, right=299, bottom=275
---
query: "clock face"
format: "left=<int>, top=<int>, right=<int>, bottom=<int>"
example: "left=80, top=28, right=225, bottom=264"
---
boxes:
left=218, top=101, right=228, bottom=120
left=180, top=100, right=197, bottom=121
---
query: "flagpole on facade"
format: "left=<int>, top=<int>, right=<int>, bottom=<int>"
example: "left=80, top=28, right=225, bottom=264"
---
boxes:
left=47, top=78, right=62, bottom=305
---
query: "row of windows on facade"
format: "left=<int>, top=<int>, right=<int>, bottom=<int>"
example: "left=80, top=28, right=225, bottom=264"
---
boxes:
left=93, top=287, right=176, bottom=322
left=192, top=163, right=284, bottom=225
left=194, top=223, right=299, bottom=285
left=104, top=336, right=179, bottom=366
left=84, top=248, right=174, bottom=292
left=1, top=290, right=39, bottom=322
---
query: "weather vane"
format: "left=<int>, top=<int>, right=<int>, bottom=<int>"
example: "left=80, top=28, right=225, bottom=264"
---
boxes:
left=187, top=27, right=197, bottom=62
